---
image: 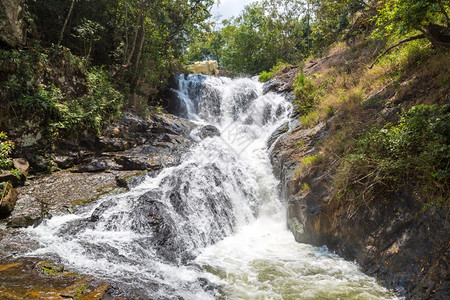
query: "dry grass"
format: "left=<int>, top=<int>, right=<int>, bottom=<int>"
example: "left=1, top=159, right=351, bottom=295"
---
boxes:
left=290, top=38, right=450, bottom=186
left=298, top=38, right=449, bottom=130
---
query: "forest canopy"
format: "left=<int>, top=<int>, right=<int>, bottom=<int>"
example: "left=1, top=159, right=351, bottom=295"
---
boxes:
left=1, top=0, right=449, bottom=120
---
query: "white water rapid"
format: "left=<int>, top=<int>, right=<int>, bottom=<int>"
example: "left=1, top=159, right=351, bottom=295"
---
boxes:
left=26, top=75, right=400, bottom=299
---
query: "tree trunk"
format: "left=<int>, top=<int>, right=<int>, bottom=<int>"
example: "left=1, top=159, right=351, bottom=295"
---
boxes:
left=131, top=18, right=146, bottom=89
left=422, top=24, right=450, bottom=49
left=58, top=0, right=76, bottom=46
left=114, top=2, right=145, bottom=80
left=125, top=4, right=144, bottom=67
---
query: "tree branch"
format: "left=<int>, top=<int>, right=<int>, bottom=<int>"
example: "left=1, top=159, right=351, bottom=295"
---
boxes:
left=438, top=3, right=450, bottom=25
left=58, top=0, right=76, bottom=46
left=368, top=34, right=425, bottom=69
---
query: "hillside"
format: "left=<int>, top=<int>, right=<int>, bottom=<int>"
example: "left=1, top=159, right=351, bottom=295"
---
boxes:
left=269, top=39, right=449, bottom=299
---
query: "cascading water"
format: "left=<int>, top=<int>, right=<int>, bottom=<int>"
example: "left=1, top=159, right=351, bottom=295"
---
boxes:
left=26, top=74, right=400, bottom=299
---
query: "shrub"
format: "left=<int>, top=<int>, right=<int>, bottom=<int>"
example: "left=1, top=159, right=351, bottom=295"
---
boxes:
left=259, top=71, right=272, bottom=82
left=335, top=104, right=449, bottom=207
left=293, top=69, right=318, bottom=115
left=0, top=132, right=14, bottom=170
left=51, top=67, right=124, bottom=135
left=1, top=46, right=124, bottom=138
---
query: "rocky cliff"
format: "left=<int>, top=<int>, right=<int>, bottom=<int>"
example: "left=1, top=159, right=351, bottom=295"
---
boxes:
left=0, top=0, right=26, bottom=47
left=268, top=45, right=449, bottom=299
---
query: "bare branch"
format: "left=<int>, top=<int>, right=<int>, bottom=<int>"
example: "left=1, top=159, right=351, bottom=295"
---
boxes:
left=368, top=34, right=425, bottom=69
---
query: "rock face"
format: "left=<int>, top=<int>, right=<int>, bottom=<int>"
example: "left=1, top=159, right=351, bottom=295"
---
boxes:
left=270, top=116, right=450, bottom=300
left=4, top=112, right=198, bottom=227
left=187, top=60, right=219, bottom=76
left=0, top=182, right=18, bottom=217
left=192, top=125, right=221, bottom=140
left=0, top=0, right=26, bottom=47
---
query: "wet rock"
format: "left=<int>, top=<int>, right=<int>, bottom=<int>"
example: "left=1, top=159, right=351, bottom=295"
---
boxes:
left=267, top=121, right=290, bottom=149
left=6, top=215, right=37, bottom=228
left=52, top=155, right=77, bottom=169
left=6, top=193, right=42, bottom=228
left=30, top=154, right=52, bottom=172
left=76, top=159, right=109, bottom=172
left=98, top=136, right=128, bottom=152
left=5, top=170, right=144, bottom=228
left=271, top=113, right=450, bottom=299
left=195, top=125, right=221, bottom=140
left=114, top=155, right=153, bottom=171
left=36, top=261, right=65, bottom=275
left=0, top=182, right=18, bottom=217
left=0, top=258, right=112, bottom=300
left=60, top=276, right=93, bottom=298
left=0, top=170, right=19, bottom=185
left=79, top=283, right=110, bottom=300
left=262, top=72, right=295, bottom=95
left=0, top=262, right=22, bottom=272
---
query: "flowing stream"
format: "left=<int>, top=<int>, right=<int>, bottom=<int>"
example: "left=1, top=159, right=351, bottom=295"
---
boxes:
left=26, top=75, right=399, bottom=299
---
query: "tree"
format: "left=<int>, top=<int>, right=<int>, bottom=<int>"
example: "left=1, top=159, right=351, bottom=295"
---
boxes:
left=196, top=0, right=309, bottom=75
left=58, top=0, right=76, bottom=46
left=310, top=0, right=370, bottom=54
left=374, top=0, right=450, bottom=48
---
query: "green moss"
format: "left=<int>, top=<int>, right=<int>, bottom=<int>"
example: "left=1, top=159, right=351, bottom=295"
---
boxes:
left=41, top=266, right=56, bottom=275
left=300, top=182, right=311, bottom=193
left=301, top=154, right=324, bottom=167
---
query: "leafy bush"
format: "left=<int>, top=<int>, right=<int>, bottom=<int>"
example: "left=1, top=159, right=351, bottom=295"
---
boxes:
left=51, top=67, right=124, bottom=135
left=335, top=104, right=449, bottom=206
left=0, top=132, right=14, bottom=170
left=259, top=71, right=273, bottom=82
left=1, top=46, right=124, bottom=138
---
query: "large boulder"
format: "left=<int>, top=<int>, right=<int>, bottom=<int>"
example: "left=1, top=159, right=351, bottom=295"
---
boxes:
left=13, top=158, right=29, bottom=176
left=187, top=60, right=219, bottom=76
left=0, top=182, right=18, bottom=217
left=0, top=0, right=26, bottom=47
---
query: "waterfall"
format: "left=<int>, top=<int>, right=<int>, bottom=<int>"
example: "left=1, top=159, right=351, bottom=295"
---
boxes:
left=26, top=75, right=400, bottom=299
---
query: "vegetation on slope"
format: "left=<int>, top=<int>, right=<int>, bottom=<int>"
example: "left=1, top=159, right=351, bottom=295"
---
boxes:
left=289, top=38, right=449, bottom=209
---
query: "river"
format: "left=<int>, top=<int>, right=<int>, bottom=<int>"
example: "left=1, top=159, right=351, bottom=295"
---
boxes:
left=26, top=75, right=399, bottom=299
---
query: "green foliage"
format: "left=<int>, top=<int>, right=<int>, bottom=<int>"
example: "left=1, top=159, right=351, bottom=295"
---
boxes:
left=293, top=69, right=318, bottom=114
left=26, top=0, right=215, bottom=103
left=259, top=71, right=273, bottom=82
left=258, top=62, right=293, bottom=82
left=300, top=182, right=311, bottom=193
left=76, top=285, right=88, bottom=298
left=51, top=67, right=124, bottom=135
left=0, top=46, right=123, bottom=138
left=310, top=0, right=368, bottom=54
left=41, top=266, right=56, bottom=276
left=335, top=104, right=450, bottom=206
left=374, top=0, right=449, bottom=37
left=72, top=18, right=105, bottom=59
left=0, top=132, right=15, bottom=170
left=190, top=0, right=308, bottom=75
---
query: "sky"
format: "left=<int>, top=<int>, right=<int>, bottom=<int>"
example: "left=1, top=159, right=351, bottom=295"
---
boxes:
left=211, top=0, right=259, bottom=21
